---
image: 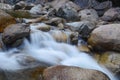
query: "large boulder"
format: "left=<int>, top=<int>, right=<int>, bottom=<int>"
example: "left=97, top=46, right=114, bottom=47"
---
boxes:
left=88, top=24, right=120, bottom=52
left=101, top=8, right=120, bottom=21
left=2, top=23, right=30, bottom=47
left=43, top=65, right=110, bottom=80
left=0, top=9, right=16, bottom=32
left=56, top=1, right=80, bottom=21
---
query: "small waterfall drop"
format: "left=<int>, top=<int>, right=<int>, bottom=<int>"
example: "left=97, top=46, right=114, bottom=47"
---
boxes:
left=23, top=25, right=117, bottom=80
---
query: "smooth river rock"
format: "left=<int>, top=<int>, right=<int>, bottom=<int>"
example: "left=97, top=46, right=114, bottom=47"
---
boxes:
left=2, top=23, right=30, bottom=47
left=43, top=65, right=110, bottom=80
left=88, top=24, right=120, bottom=52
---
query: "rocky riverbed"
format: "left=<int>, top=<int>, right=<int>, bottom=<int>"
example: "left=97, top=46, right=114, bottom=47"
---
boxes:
left=0, top=0, right=120, bottom=80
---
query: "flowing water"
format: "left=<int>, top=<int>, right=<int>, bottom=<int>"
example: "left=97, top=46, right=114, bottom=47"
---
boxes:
left=0, top=24, right=117, bottom=80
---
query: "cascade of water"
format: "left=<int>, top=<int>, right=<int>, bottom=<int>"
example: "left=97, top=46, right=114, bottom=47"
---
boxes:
left=23, top=28, right=117, bottom=80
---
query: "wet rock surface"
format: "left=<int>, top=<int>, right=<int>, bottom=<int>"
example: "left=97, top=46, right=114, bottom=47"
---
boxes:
left=43, top=65, right=110, bottom=80
left=88, top=24, right=120, bottom=52
left=2, top=23, right=30, bottom=47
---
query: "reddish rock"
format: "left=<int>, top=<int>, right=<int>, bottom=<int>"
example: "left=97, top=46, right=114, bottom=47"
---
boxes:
left=0, top=9, right=16, bottom=32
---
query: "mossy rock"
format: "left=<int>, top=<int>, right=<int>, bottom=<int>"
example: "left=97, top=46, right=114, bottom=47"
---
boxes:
left=6, top=10, right=32, bottom=18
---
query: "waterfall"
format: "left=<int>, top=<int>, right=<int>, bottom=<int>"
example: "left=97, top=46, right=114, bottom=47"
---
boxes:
left=0, top=24, right=117, bottom=80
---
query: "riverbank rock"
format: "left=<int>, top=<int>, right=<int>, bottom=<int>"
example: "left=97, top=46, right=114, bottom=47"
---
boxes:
left=2, top=23, right=30, bottom=47
left=66, top=21, right=96, bottom=39
left=94, top=51, right=120, bottom=78
left=101, top=8, right=120, bottom=21
left=0, top=9, right=16, bottom=32
left=56, top=1, right=80, bottom=21
left=43, top=65, right=110, bottom=80
left=79, top=9, right=99, bottom=22
left=88, top=24, right=120, bottom=52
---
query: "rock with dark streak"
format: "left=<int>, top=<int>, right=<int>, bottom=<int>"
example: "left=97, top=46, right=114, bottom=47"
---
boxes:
left=2, top=23, right=30, bottom=47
